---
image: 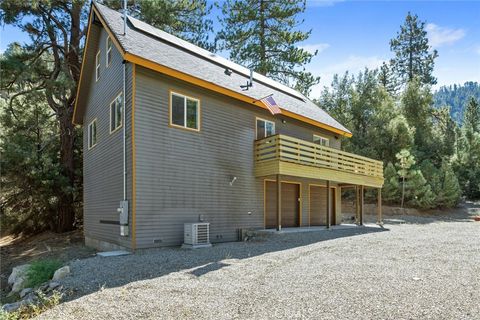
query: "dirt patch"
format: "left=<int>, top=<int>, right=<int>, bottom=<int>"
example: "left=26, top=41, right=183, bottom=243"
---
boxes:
left=0, top=230, right=95, bottom=299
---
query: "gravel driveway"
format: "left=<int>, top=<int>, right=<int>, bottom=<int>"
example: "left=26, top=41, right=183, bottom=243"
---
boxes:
left=39, top=211, right=479, bottom=320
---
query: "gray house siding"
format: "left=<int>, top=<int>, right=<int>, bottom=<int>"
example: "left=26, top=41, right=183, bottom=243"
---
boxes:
left=133, top=67, right=341, bottom=248
left=83, top=25, right=133, bottom=249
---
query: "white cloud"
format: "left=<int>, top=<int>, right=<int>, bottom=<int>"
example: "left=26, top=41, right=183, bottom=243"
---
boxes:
left=300, top=43, right=330, bottom=55
left=426, top=23, right=465, bottom=48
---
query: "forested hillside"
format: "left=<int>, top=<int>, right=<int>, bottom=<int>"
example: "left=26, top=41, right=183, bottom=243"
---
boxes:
left=433, top=82, right=480, bottom=123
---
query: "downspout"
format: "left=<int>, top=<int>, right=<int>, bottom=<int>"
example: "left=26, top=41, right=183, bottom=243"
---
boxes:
left=119, top=0, right=129, bottom=237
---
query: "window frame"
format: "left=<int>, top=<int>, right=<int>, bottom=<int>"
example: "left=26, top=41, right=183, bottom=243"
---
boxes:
left=255, top=117, right=276, bottom=140
left=313, top=134, right=330, bottom=147
left=95, top=50, right=101, bottom=81
left=169, top=91, right=201, bottom=132
left=106, top=36, right=112, bottom=67
left=88, top=119, right=98, bottom=149
left=109, top=92, right=123, bottom=134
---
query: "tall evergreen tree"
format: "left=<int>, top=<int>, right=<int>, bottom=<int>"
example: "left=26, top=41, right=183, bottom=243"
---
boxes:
left=463, top=97, right=480, bottom=133
left=436, top=160, right=461, bottom=207
left=102, top=0, right=215, bottom=51
left=383, top=162, right=400, bottom=203
left=390, top=12, right=438, bottom=85
left=396, top=149, right=416, bottom=208
left=378, top=61, right=398, bottom=94
left=217, top=0, right=319, bottom=96
left=0, top=1, right=88, bottom=232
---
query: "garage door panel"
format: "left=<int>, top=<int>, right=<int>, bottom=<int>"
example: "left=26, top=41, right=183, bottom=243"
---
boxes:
left=265, top=181, right=300, bottom=228
left=310, top=186, right=327, bottom=226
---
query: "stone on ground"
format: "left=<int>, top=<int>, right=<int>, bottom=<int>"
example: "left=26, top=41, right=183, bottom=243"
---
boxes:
left=52, top=266, right=70, bottom=281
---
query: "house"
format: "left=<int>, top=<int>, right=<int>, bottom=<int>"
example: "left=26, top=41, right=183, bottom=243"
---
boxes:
left=73, top=2, right=384, bottom=251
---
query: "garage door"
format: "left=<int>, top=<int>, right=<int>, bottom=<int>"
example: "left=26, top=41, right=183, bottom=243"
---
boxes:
left=310, top=186, right=336, bottom=226
left=265, top=181, right=300, bottom=228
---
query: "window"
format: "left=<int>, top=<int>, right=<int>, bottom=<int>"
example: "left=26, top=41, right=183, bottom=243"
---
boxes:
left=170, top=92, right=200, bottom=131
left=106, top=36, right=112, bottom=67
left=95, top=50, right=101, bottom=81
left=88, top=119, right=97, bottom=149
left=313, top=134, right=329, bottom=147
left=256, top=118, right=275, bottom=139
left=110, top=93, right=123, bottom=133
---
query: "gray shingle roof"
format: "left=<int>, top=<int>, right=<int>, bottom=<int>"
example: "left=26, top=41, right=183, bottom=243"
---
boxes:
left=92, top=2, right=351, bottom=135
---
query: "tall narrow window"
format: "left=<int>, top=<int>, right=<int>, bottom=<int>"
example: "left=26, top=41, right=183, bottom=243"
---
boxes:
left=313, top=134, right=329, bottom=147
left=110, top=93, right=123, bottom=133
left=95, top=50, right=101, bottom=81
left=106, top=36, right=112, bottom=67
left=256, top=118, right=275, bottom=139
left=170, top=92, right=200, bottom=131
left=88, top=119, right=97, bottom=149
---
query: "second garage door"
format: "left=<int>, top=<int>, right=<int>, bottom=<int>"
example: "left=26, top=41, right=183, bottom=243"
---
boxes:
left=310, top=185, right=336, bottom=226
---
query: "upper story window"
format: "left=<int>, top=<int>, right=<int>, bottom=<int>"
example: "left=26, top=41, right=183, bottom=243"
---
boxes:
left=170, top=91, right=200, bottom=131
left=106, top=36, right=112, bottom=67
left=110, top=93, right=123, bottom=133
left=256, top=118, right=275, bottom=140
left=95, top=50, right=101, bottom=81
left=88, top=119, right=97, bottom=149
left=313, top=134, right=329, bottom=147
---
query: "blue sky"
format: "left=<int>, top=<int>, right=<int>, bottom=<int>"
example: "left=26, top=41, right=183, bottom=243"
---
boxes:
left=1, top=0, right=479, bottom=97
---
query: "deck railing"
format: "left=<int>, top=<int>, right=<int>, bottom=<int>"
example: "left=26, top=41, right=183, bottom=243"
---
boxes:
left=255, top=134, right=383, bottom=179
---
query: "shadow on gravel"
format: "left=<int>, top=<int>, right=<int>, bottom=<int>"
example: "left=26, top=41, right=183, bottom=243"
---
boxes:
left=62, top=225, right=387, bottom=302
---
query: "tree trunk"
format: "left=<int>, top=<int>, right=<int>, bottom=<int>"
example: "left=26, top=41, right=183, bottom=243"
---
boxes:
left=56, top=106, right=76, bottom=232
left=258, top=0, right=266, bottom=75
left=401, top=176, right=405, bottom=208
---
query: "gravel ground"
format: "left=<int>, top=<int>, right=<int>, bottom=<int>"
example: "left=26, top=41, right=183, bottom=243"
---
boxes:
left=39, top=210, right=479, bottom=320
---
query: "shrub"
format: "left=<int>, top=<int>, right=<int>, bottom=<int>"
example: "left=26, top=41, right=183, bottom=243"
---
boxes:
left=25, top=260, right=62, bottom=288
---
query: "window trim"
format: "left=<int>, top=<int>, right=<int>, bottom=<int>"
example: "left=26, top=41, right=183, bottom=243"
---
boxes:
left=169, top=90, right=201, bottom=132
left=255, top=117, right=276, bottom=140
left=313, top=134, right=329, bottom=147
left=106, top=36, right=112, bottom=67
left=109, top=92, right=123, bottom=134
left=95, top=50, right=101, bottom=81
left=88, top=118, right=98, bottom=150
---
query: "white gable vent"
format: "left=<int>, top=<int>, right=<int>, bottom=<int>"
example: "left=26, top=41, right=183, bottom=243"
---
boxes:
left=182, top=223, right=212, bottom=249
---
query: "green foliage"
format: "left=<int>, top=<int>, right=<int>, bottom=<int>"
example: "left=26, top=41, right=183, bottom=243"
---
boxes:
left=383, top=162, right=399, bottom=203
left=390, top=12, right=438, bottom=85
left=436, top=160, right=461, bottom=207
left=463, top=97, right=480, bottom=133
left=25, top=260, right=63, bottom=288
left=217, top=0, right=319, bottom=96
left=404, top=169, right=435, bottom=208
left=433, top=82, right=480, bottom=123
left=0, top=291, right=62, bottom=320
left=102, top=0, right=215, bottom=51
left=378, top=61, right=399, bottom=95
left=401, top=79, right=435, bottom=159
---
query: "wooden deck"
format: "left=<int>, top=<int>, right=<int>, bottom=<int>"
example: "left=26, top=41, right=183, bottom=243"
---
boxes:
left=254, top=134, right=384, bottom=188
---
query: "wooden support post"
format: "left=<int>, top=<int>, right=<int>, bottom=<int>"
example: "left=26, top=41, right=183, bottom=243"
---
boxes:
left=276, top=174, right=282, bottom=231
left=355, top=185, right=360, bottom=225
left=359, top=185, right=364, bottom=226
left=326, top=180, right=331, bottom=229
left=377, top=188, right=383, bottom=226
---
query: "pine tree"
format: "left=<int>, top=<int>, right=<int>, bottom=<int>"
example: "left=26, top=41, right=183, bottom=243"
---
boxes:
left=102, top=0, right=215, bottom=51
left=463, top=97, right=480, bottom=133
left=390, top=12, right=438, bottom=85
left=405, top=169, right=435, bottom=208
left=217, top=0, right=319, bottom=96
left=378, top=61, right=398, bottom=94
left=383, top=162, right=400, bottom=203
left=436, top=160, right=461, bottom=207
left=396, top=149, right=415, bottom=208
left=401, top=79, right=434, bottom=159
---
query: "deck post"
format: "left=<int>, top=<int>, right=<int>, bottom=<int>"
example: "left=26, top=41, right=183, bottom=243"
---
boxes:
left=276, top=174, right=282, bottom=231
left=359, top=185, right=364, bottom=226
left=326, top=180, right=331, bottom=229
left=355, top=185, right=360, bottom=225
left=377, top=188, right=383, bottom=226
